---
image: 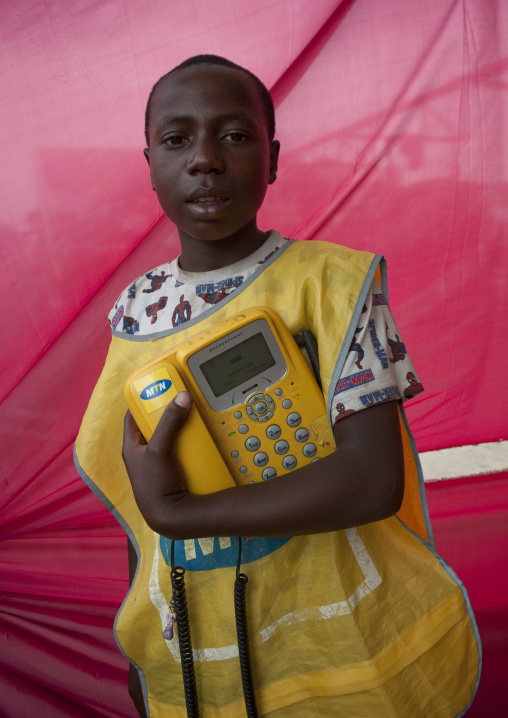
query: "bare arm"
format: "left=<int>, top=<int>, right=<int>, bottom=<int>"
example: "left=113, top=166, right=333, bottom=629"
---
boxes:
left=122, top=391, right=404, bottom=540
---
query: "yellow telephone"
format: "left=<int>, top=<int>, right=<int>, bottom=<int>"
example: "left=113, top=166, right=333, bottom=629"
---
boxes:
left=124, top=307, right=335, bottom=494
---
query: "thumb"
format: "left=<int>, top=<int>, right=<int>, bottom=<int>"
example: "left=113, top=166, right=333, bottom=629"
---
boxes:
left=149, top=391, right=193, bottom=453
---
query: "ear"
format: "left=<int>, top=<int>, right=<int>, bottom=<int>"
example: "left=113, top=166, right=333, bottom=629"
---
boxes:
left=143, top=148, right=156, bottom=191
left=268, top=140, right=280, bottom=185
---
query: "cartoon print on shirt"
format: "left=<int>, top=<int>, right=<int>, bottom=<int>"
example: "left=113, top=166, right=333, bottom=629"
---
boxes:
left=334, top=368, right=375, bottom=395
left=334, top=403, right=356, bottom=422
left=143, top=271, right=171, bottom=294
left=403, top=371, right=424, bottom=398
left=359, top=384, right=400, bottom=406
left=198, top=289, right=228, bottom=305
left=195, top=276, right=244, bottom=306
left=123, top=316, right=140, bottom=335
left=369, top=318, right=389, bottom=368
left=372, top=293, right=388, bottom=306
left=111, top=305, right=124, bottom=330
left=127, top=282, right=137, bottom=299
left=175, top=279, right=184, bottom=288
left=387, top=326, right=407, bottom=363
left=172, top=295, right=191, bottom=326
left=349, top=327, right=364, bottom=369
left=146, top=296, right=168, bottom=325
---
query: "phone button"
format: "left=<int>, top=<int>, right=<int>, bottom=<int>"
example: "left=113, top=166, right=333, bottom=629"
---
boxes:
left=234, top=411, right=242, bottom=419
left=266, top=424, right=282, bottom=440
left=238, top=424, right=249, bottom=434
left=254, top=401, right=268, bottom=415
left=231, top=450, right=239, bottom=458
left=274, top=388, right=283, bottom=396
left=295, top=427, right=310, bottom=443
left=262, top=467, right=277, bottom=480
left=239, top=466, right=248, bottom=474
left=282, top=455, right=297, bottom=470
left=274, top=440, right=289, bottom=455
left=287, top=412, right=302, bottom=427
left=265, top=395, right=275, bottom=410
left=282, top=399, right=292, bottom=409
left=303, top=443, right=317, bottom=458
left=245, top=436, right=261, bottom=452
left=254, top=452, right=269, bottom=467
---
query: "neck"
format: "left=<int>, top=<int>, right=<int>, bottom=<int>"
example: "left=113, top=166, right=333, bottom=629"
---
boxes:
left=178, top=224, right=270, bottom=273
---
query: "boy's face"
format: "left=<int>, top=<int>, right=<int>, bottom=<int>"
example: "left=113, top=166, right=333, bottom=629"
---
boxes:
left=144, top=65, right=279, bottom=257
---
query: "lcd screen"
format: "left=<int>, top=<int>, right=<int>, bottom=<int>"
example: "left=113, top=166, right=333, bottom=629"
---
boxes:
left=200, top=332, right=276, bottom=397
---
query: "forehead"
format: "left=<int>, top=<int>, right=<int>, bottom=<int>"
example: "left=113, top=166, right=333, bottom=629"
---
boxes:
left=150, top=65, right=266, bottom=135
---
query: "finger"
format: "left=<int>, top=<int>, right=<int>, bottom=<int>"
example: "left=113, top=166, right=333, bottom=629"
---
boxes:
left=123, top=410, right=146, bottom=449
left=149, top=392, right=193, bottom=453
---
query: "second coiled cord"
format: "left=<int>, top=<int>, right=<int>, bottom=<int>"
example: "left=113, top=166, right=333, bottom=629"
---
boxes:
left=234, top=537, right=259, bottom=718
left=170, top=542, right=200, bottom=717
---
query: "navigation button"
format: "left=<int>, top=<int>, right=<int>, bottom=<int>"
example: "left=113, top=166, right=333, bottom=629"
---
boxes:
left=254, top=401, right=268, bottom=415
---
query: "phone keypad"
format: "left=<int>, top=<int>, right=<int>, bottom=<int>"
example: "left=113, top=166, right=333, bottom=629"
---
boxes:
left=230, top=387, right=329, bottom=483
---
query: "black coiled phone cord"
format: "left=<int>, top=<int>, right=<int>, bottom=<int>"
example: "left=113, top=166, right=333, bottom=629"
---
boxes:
left=234, top=537, right=259, bottom=718
left=170, top=541, right=200, bottom=717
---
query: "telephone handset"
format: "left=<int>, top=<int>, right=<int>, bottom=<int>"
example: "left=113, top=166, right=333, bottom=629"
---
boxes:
left=124, top=306, right=335, bottom=494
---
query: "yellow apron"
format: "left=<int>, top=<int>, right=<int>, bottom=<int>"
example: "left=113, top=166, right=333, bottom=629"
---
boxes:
left=75, top=239, right=480, bottom=717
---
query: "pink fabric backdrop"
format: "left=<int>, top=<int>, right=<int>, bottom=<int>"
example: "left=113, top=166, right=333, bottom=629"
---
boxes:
left=1, top=0, right=507, bottom=715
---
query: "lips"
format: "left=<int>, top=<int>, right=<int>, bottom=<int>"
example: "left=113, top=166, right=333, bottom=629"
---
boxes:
left=187, top=187, right=230, bottom=203
left=191, top=197, right=228, bottom=204
left=185, top=188, right=231, bottom=219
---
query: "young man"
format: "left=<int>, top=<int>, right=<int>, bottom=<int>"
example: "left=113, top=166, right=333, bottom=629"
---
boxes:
left=76, top=56, right=480, bottom=717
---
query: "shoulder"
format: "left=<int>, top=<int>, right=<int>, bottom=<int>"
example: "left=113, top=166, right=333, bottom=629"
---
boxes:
left=286, top=238, right=376, bottom=266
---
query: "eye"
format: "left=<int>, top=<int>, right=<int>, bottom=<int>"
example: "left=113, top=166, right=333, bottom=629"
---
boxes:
left=223, top=131, right=249, bottom=144
left=163, top=135, right=189, bottom=147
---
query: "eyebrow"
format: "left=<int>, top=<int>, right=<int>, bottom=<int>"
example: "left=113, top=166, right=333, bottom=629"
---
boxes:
left=155, top=115, right=191, bottom=134
left=155, top=112, right=258, bottom=136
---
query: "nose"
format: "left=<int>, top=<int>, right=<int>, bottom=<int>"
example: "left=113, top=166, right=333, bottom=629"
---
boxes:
left=186, top=135, right=225, bottom=175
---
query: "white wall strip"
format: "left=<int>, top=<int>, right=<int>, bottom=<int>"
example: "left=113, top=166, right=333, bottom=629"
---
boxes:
left=420, top=441, right=508, bottom=482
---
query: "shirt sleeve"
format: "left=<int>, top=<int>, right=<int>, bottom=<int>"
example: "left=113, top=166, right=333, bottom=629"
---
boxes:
left=331, top=279, right=424, bottom=423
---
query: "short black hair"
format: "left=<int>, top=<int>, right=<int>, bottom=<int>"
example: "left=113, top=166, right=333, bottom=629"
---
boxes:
left=144, top=54, right=275, bottom=146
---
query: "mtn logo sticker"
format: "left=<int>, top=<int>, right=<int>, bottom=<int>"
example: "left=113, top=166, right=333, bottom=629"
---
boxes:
left=140, top=380, right=171, bottom=400
left=133, top=367, right=177, bottom=414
